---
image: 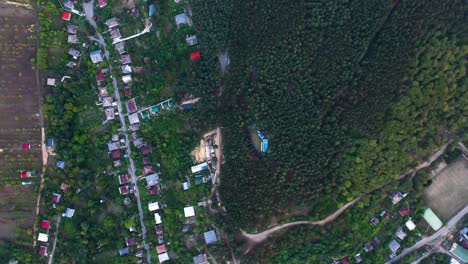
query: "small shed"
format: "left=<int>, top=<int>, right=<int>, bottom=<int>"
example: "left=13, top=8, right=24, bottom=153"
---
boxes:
left=67, top=24, right=77, bottom=34
left=389, top=239, right=400, bottom=253
left=98, top=0, right=107, bottom=8
left=395, top=226, right=407, bottom=240
left=40, top=220, right=50, bottom=229
left=186, top=35, right=198, bottom=46
left=190, top=51, right=201, bottom=61
left=38, top=246, right=48, bottom=256
left=61, top=11, right=71, bottom=21
left=175, top=13, right=190, bottom=27
left=154, top=213, right=162, bottom=224
left=405, top=219, right=416, bottom=231
left=46, top=78, right=56, bottom=86
left=119, top=247, right=130, bottom=256
left=38, top=233, right=49, bottom=242
left=122, top=75, right=132, bottom=83
left=90, top=50, right=104, bottom=64
left=156, top=244, right=166, bottom=254
left=51, top=193, right=61, bottom=203
left=105, top=18, right=119, bottom=28
left=64, top=208, right=75, bottom=218
left=60, top=182, right=69, bottom=192
left=119, top=186, right=130, bottom=195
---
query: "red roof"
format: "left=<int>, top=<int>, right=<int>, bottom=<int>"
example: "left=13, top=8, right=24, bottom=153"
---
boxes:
left=119, top=174, right=129, bottom=185
left=41, top=220, right=50, bottom=229
left=144, top=165, right=153, bottom=175
left=60, top=182, right=69, bottom=192
left=98, top=0, right=107, bottom=7
left=399, top=207, right=409, bottom=216
left=155, top=225, right=163, bottom=234
left=156, top=244, right=166, bottom=254
left=120, top=186, right=129, bottom=195
left=127, top=237, right=137, bottom=246
left=111, top=149, right=121, bottom=159
left=61, top=11, right=71, bottom=21
left=96, top=70, right=105, bottom=82
left=38, top=246, right=47, bottom=256
left=20, top=171, right=29, bottom=178
left=143, top=157, right=151, bottom=165
left=124, top=86, right=132, bottom=96
left=190, top=51, right=201, bottom=61
left=341, top=257, right=350, bottom=264
left=22, top=144, right=31, bottom=150
left=148, top=186, right=159, bottom=196
left=141, top=145, right=151, bottom=155
left=51, top=193, right=61, bottom=203
left=385, top=212, right=391, bottom=219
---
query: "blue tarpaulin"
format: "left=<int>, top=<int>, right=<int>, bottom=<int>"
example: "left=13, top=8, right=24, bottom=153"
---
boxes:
left=261, top=139, right=269, bottom=152
left=257, top=130, right=265, bottom=139
left=149, top=4, right=156, bottom=16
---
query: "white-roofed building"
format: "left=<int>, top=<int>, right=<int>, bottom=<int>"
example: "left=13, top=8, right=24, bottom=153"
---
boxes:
left=184, top=206, right=195, bottom=217
left=154, top=213, right=162, bottom=224
left=38, top=233, right=49, bottom=242
left=148, top=202, right=160, bottom=211
left=191, top=162, right=208, bottom=174
left=158, top=252, right=170, bottom=262
left=405, top=219, right=416, bottom=231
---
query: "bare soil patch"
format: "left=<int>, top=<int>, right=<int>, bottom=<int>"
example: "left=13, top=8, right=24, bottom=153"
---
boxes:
left=0, top=5, right=42, bottom=237
left=424, top=158, right=468, bottom=221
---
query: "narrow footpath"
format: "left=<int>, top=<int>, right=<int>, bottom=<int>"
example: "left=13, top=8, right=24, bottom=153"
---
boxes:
left=47, top=215, right=62, bottom=264
left=82, top=1, right=150, bottom=262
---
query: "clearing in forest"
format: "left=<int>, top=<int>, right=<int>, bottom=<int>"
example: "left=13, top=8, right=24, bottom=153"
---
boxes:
left=424, top=158, right=468, bottom=221
left=0, top=5, right=42, bottom=241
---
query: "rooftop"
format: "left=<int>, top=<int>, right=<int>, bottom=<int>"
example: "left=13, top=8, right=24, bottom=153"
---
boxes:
left=423, top=208, right=443, bottom=231
left=38, top=233, right=49, bottom=242
left=184, top=206, right=195, bottom=217
left=204, top=230, right=218, bottom=244
left=40, top=220, right=50, bottom=229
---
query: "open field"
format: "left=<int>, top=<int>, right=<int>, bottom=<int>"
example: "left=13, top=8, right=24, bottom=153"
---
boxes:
left=424, top=158, right=468, bottom=221
left=0, top=5, right=42, bottom=241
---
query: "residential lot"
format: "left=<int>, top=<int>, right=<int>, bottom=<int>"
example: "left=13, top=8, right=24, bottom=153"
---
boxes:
left=424, top=158, right=468, bottom=221
left=0, top=5, right=42, bottom=242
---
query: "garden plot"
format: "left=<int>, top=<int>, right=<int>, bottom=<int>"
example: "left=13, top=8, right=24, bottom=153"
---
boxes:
left=0, top=6, right=42, bottom=239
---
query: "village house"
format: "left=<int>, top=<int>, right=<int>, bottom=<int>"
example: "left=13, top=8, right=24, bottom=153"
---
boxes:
left=63, top=0, right=73, bottom=9
left=450, top=243, right=468, bottom=263
left=64, top=208, right=75, bottom=218
left=193, top=253, right=208, bottom=264
left=115, top=41, right=126, bottom=54
left=123, top=86, right=132, bottom=96
left=96, top=70, right=106, bottom=82
left=56, top=160, right=66, bottom=169
left=61, top=11, right=71, bottom=21
left=154, top=213, right=162, bottom=224
left=144, top=165, right=154, bottom=175
left=111, top=149, right=121, bottom=159
left=183, top=181, right=190, bottom=190
left=51, top=193, right=61, bottom=204
left=423, top=208, right=443, bottom=231
left=389, top=239, right=400, bottom=253
left=38, top=246, right=48, bottom=257
left=399, top=207, right=409, bottom=216
left=145, top=173, right=160, bottom=188
left=157, top=244, right=170, bottom=263
left=184, top=206, right=196, bottom=223
left=121, top=54, right=132, bottom=64
left=102, top=96, right=113, bottom=107
left=60, top=182, right=69, bottom=192
left=380, top=210, right=392, bottom=219
left=191, top=162, right=209, bottom=174
left=354, top=253, right=363, bottom=263
left=68, top=48, right=81, bottom=59
left=108, top=141, right=121, bottom=152
left=40, top=220, right=50, bottom=229
left=125, top=98, right=137, bottom=113
left=149, top=3, right=156, bottom=16
left=68, top=35, right=78, bottom=44
left=190, top=51, right=201, bottom=61
left=119, top=174, right=130, bottom=185
left=109, top=28, right=121, bottom=40
left=395, top=226, right=407, bottom=240
left=67, top=24, right=77, bottom=34
left=141, top=145, right=152, bottom=155
left=405, top=219, right=416, bottom=231
left=38, top=233, right=49, bottom=242
left=129, top=113, right=140, bottom=125
left=119, top=247, right=130, bottom=256
left=90, top=50, right=104, bottom=64
left=155, top=225, right=163, bottom=235
left=105, top=108, right=115, bottom=121
left=122, top=65, right=132, bottom=74
left=97, top=0, right=107, bottom=8
left=66, top=61, right=77, bottom=68
left=126, top=237, right=137, bottom=247
left=105, top=17, right=119, bottom=28
left=389, top=191, right=406, bottom=205
left=148, top=185, right=160, bottom=196
left=148, top=201, right=161, bottom=212
left=370, top=216, right=379, bottom=226
left=133, top=137, right=144, bottom=149
left=46, top=78, right=57, bottom=86
left=204, top=230, right=218, bottom=245
left=99, top=87, right=108, bottom=97
left=122, top=75, right=132, bottom=83
left=119, top=186, right=130, bottom=195
left=175, top=13, right=192, bottom=27
left=186, top=35, right=198, bottom=46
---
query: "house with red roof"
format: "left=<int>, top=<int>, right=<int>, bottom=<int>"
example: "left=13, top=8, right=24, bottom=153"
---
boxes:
left=111, top=149, right=121, bottom=159
left=190, top=51, right=201, bottom=61
left=96, top=70, right=106, bottom=82
left=51, top=193, right=61, bottom=203
left=20, top=171, right=30, bottom=178
left=143, top=157, right=151, bottom=165
left=98, top=0, right=107, bottom=8
left=38, top=246, right=48, bottom=256
left=125, top=98, right=137, bottom=113
left=144, top=165, right=153, bottom=175
left=22, top=143, right=31, bottom=150
left=124, top=86, right=132, bottom=96
left=119, top=186, right=130, bottom=195
left=60, top=182, right=69, bottom=192
left=61, top=11, right=71, bottom=21
left=141, top=145, right=152, bottom=155
left=155, top=225, right=163, bottom=235
left=148, top=186, right=160, bottom=196
left=119, top=174, right=130, bottom=185
left=156, top=244, right=166, bottom=254
left=399, top=207, right=409, bottom=216
left=41, top=220, right=50, bottom=229
left=126, top=237, right=137, bottom=247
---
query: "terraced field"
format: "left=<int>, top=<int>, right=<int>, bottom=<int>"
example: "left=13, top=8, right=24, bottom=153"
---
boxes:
left=0, top=5, right=42, bottom=242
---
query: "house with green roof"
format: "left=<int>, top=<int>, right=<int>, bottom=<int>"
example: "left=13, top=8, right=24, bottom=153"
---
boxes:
left=422, top=208, right=443, bottom=231
left=450, top=243, right=468, bottom=263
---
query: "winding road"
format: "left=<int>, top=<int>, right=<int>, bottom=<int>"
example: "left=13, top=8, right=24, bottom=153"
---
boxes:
left=82, top=1, right=151, bottom=262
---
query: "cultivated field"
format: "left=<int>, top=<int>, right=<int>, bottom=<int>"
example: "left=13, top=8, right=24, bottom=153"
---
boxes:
left=0, top=5, right=42, bottom=240
left=424, top=158, right=468, bottom=221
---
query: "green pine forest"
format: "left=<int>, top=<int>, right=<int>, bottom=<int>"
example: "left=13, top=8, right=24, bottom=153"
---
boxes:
left=189, top=0, right=467, bottom=261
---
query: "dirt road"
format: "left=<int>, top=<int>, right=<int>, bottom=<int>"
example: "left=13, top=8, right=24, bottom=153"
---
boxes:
left=242, top=197, right=360, bottom=252
left=48, top=215, right=62, bottom=264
